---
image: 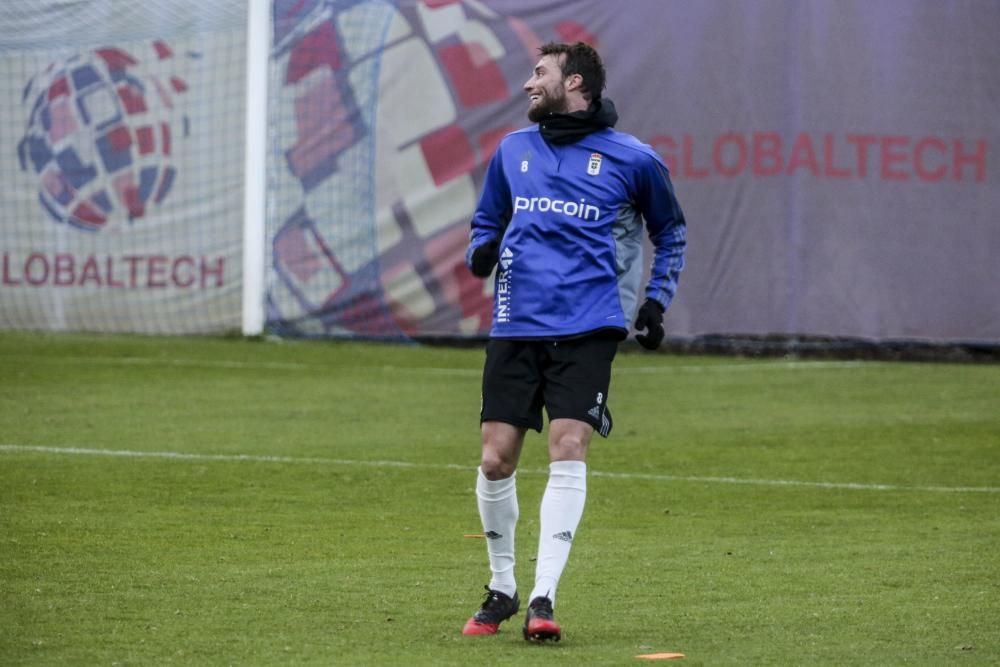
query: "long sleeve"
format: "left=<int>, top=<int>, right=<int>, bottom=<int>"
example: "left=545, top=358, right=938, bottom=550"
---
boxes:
left=466, top=143, right=512, bottom=269
left=635, top=157, right=686, bottom=310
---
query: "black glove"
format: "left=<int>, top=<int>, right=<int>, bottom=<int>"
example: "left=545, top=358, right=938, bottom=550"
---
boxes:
left=470, top=239, right=500, bottom=277
left=634, top=298, right=665, bottom=350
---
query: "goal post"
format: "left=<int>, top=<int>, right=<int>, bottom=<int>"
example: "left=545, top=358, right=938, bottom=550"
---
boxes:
left=241, top=0, right=269, bottom=336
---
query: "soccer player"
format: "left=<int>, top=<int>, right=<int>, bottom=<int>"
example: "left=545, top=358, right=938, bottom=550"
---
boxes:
left=461, top=42, right=687, bottom=641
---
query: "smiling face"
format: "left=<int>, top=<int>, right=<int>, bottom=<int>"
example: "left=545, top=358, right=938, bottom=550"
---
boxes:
left=523, top=53, right=572, bottom=122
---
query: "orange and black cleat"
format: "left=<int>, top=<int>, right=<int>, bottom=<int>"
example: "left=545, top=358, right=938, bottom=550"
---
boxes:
left=523, top=596, right=561, bottom=642
left=462, top=586, right=520, bottom=636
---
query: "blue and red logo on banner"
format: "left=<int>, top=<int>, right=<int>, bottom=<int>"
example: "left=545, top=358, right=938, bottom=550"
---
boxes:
left=18, top=41, right=190, bottom=232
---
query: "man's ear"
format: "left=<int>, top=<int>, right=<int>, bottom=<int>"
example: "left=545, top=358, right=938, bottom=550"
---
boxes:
left=565, top=72, right=584, bottom=93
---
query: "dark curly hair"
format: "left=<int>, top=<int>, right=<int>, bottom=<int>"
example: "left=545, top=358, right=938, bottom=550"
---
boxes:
left=538, top=41, right=606, bottom=102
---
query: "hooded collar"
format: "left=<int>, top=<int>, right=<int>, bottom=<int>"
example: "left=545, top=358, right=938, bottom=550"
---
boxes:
left=538, top=98, right=619, bottom=145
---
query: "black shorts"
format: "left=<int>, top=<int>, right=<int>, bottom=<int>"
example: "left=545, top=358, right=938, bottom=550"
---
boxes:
left=480, top=335, right=618, bottom=438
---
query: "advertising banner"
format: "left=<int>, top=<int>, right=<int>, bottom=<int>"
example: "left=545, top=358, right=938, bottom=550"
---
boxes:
left=0, top=3, right=246, bottom=333
left=3, top=1, right=997, bottom=343
left=266, top=0, right=999, bottom=343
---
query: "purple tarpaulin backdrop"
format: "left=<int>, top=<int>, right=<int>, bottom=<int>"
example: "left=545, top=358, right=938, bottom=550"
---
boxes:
left=266, top=0, right=999, bottom=344
left=2, top=1, right=995, bottom=341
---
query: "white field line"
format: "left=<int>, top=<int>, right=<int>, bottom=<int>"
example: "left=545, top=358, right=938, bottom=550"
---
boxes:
left=1, top=354, right=879, bottom=376
left=7, top=355, right=313, bottom=371
left=2, top=444, right=997, bottom=495
left=396, top=360, right=876, bottom=377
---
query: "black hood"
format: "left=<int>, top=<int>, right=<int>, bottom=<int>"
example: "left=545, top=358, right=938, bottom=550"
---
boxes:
left=539, top=98, right=619, bottom=145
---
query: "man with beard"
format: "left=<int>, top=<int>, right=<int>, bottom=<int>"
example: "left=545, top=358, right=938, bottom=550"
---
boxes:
left=461, top=42, right=687, bottom=642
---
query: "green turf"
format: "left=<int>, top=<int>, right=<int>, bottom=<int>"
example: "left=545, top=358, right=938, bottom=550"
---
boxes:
left=1, top=331, right=998, bottom=665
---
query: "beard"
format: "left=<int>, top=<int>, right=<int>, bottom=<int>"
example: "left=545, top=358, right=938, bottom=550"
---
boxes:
left=527, top=85, right=568, bottom=122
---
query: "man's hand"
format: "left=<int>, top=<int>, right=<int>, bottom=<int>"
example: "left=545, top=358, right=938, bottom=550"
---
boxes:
left=634, top=298, right=665, bottom=350
left=470, top=239, right=500, bottom=277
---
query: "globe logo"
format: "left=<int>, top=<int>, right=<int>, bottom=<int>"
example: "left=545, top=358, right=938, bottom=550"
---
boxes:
left=17, top=41, right=190, bottom=232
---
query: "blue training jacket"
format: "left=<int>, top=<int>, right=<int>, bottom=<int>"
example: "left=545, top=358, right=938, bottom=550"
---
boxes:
left=467, top=125, right=687, bottom=339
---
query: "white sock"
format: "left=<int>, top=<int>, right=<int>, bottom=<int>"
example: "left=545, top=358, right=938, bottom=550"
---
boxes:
left=476, top=467, right=518, bottom=597
left=530, top=460, right=587, bottom=606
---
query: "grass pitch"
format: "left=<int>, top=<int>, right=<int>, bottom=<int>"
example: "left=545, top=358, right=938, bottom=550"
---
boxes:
left=1, top=331, right=998, bottom=665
